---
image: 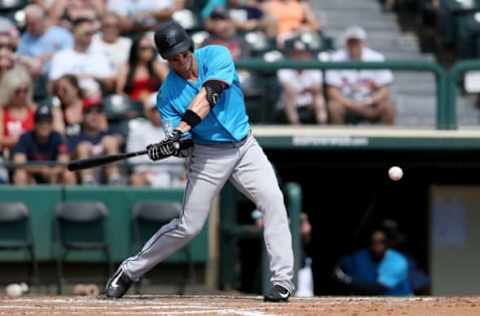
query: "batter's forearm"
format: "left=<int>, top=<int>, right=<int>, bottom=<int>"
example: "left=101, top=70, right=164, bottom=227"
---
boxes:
left=176, top=88, right=211, bottom=133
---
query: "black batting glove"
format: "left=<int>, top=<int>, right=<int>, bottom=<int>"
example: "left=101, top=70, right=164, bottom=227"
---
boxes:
left=146, top=129, right=182, bottom=161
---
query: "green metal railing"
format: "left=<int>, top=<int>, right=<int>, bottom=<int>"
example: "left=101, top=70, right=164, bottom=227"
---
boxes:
left=448, top=59, right=480, bottom=129
left=236, top=59, right=451, bottom=129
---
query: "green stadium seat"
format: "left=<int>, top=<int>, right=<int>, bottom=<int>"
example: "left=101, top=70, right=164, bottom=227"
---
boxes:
left=131, top=201, right=194, bottom=295
left=0, top=202, right=38, bottom=286
left=54, top=202, right=112, bottom=294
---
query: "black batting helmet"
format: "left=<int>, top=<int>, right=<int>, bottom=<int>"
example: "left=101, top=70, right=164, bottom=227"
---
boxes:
left=154, top=20, right=194, bottom=59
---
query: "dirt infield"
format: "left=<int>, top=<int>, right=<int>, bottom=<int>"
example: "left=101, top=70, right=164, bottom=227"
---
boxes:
left=1, top=295, right=480, bottom=316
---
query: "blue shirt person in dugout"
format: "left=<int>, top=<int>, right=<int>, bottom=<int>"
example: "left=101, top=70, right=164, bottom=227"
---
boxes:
left=157, top=45, right=250, bottom=144
left=338, top=228, right=412, bottom=296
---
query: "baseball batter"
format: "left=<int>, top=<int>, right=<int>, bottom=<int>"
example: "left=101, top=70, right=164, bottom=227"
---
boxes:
left=105, top=21, right=294, bottom=302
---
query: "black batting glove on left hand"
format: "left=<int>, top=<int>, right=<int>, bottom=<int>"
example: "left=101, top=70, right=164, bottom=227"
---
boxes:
left=146, top=129, right=182, bottom=161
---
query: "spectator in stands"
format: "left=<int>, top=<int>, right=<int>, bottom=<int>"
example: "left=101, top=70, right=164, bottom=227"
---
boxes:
left=227, top=0, right=276, bottom=36
left=69, top=102, right=123, bottom=185
left=17, top=4, right=74, bottom=77
left=277, top=37, right=327, bottom=124
left=106, top=0, right=177, bottom=33
left=90, top=12, right=132, bottom=75
left=49, top=0, right=105, bottom=30
left=12, top=104, right=75, bottom=185
left=262, top=0, right=320, bottom=44
left=52, top=74, right=85, bottom=138
left=334, top=226, right=412, bottom=296
left=0, top=18, right=20, bottom=182
left=326, top=26, right=395, bottom=125
left=0, top=16, right=50, bottom=78
left=0, top=65, right=36, bottom=152
left=127, top=95, right=185, bottom=187
left=116, top=33, right=168, bottom=106
left=0, top=18, right=17, bottom=79
left=49, top=18, right=116, bottom=100
left=202, top=8, right=251, bottom=60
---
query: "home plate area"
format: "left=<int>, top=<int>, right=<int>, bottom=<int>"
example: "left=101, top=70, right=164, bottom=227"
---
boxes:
left=1, top=295, right=480, bottom=316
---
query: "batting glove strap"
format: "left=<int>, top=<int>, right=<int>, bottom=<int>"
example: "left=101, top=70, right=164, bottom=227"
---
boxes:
left=146, top=130, right=182, bottom=161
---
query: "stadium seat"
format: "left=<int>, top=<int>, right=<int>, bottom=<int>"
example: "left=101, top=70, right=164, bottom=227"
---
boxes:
left=54, top=202, right=112, bottom=294
left=0, top=202, right=38, bottom=286
left=131, top=201, right=194, bottom=295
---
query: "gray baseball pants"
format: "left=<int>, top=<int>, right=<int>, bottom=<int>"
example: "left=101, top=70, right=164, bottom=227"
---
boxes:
left=121, top=133, right=295, bottom=293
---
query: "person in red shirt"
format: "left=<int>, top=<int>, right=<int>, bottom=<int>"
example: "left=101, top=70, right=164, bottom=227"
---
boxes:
left=0, top=64, right=35, bottom=153
left=116, top=33, right=168, bottom=107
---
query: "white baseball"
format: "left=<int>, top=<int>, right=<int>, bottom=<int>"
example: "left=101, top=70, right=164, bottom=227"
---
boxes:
left=388, top=166, right=403, bottom=181
left=5, top=284, right=23, bottom=298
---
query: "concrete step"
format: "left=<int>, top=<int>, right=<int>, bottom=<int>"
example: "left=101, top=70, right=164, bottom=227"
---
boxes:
left=314, top=0, right=380, bottom=10
left=383, top=51, right=434, bottom=61
left=394, top=95, right=436, bottom=127
left=325, top=18, right=399, bottom=32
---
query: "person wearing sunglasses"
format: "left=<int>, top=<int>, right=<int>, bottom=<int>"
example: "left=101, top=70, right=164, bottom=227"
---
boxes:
left=0, top=65, right=36, bottom=154
left=49, top=17, right=116, bottom=97
left=334, top=226, right=413, bottom=296
left=0, top=17, right=18, bottom=78
left=115, top=33, right=168, bottom=107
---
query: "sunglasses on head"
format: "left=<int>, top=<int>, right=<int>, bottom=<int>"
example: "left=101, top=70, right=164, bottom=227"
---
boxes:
left=14, top=87, right=29, bottom=95
left=85, top=107, right=103, bottom=114
left=0, top=43, right=15, bottom=51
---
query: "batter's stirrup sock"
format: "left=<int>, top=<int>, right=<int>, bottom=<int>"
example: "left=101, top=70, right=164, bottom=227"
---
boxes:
left=105, top=267, right=133, bottom=299
left=264, top=284, right=290, bottom=302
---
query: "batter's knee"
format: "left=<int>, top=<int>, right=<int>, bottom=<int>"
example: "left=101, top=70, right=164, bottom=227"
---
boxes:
left=257, top=184, right=284, bottom=211
left=178, top=217, right=206, bottom=240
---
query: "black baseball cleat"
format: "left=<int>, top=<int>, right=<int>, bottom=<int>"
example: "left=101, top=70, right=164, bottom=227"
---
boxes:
left=105, top=267, right=132, bottom=299
left=263, top=284, right=291, bottom=302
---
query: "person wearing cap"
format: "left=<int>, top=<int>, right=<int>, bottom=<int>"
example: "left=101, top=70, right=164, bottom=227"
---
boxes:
left=69, top=102, right=123, bottom=185
left=326, top=26, right=395, bottom=125
left=202, top=7, right=251, bottom=60
left=127, top=93, right=186, bottom=188
left=12, top=104, right=75, bottom=185
left=277, top=36, right=327, bottom=125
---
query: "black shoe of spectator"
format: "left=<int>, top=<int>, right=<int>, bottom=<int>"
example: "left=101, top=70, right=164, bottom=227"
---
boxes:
left=105, top=267, right=132, bottom=299
left=264, top=284, right=290, bottom=302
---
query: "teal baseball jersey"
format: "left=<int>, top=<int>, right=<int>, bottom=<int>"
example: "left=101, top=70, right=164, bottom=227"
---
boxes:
left=157, top=45, right=250, bottom=144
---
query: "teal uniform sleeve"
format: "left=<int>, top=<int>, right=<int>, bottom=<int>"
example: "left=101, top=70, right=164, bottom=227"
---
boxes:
left=202, top=46, right=236, bottom=86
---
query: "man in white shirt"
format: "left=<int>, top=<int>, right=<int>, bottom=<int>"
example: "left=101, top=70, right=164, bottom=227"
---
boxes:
left=326, top=26, right=395, bottom=125
left=127, top=94, right=185, bottom=188
left=106, top=0, right=176, bottom=32
left=89, top=12, right=132, bottom=74
left=277, top=38, right=327, bottom=125
left=49, top=18, right=116, bottom=95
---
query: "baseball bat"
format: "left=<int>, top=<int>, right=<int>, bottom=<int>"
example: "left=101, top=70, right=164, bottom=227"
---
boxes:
left=67, top=139, right=194, bottom=171
left=67, top=150, right=147, bottom=171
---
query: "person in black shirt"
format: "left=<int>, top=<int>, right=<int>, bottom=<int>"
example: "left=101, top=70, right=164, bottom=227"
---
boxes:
left=12, top=104, right=75, bottom=185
